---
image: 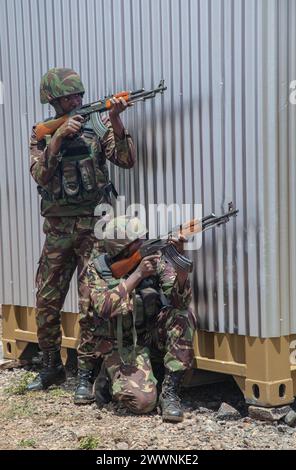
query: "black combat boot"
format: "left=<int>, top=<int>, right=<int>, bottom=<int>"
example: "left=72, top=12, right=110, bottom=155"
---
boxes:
left=74, top=369, right=95, bottom=404
left=94, top=362, right=111, bottom=407
left=159, top=370, right=184, bottom=422
left=27, top=350, right=66, bottom=391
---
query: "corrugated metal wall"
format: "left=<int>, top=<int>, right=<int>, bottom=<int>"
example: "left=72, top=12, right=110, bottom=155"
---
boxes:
left=0, top=0, right=295, bottom=337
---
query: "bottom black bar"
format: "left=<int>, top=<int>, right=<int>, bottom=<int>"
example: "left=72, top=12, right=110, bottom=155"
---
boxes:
left=0, top=449, right=287, bottom=465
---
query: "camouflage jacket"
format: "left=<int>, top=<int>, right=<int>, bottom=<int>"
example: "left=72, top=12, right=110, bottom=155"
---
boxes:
left=79, top=258, right=192, bottom=341
left=30, top=118, right=135, bottom=217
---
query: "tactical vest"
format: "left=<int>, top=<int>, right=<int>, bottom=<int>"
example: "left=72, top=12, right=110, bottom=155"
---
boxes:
left=37, top=127, right=117, bottom=217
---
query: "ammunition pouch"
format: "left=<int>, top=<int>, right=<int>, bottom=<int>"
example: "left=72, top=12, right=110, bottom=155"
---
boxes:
left=133, top=278, right=166, bottom=332
left=37, top=155, right=117, bottom=216
left=37, top=131, right=118, bottom=216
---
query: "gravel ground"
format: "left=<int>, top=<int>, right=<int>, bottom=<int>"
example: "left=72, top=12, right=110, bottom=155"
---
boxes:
left=0, top=366, right=296, bottom=450
left=1, top=307, right=296, bottom=451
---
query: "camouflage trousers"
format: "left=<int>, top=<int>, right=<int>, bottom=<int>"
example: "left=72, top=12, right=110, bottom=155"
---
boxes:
left=36, top=216, right=101, bottom=361
left=100, top=307, right=196, bottom=414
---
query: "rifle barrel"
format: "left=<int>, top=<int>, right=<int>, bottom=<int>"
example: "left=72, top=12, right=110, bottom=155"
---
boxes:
left=202, top=209, right=238, bottom=230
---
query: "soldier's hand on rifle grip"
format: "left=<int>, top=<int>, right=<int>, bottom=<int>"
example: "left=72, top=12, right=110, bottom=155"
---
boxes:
left=134, top=254, right=161, bottom=280
left=55, top=115, right=84, bottom=139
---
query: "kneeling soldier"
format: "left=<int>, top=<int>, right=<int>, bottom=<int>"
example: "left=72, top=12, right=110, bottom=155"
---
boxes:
left=79, top=215, right=196, bottom=422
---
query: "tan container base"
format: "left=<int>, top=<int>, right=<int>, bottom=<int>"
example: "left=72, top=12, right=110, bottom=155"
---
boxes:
left=2, top=305, right=296, bottom=407
left=1, top=305, right=79, bottom=365
left=194, top=331, right=296, bottom=407
left=182, top=369, right=229, bottom=388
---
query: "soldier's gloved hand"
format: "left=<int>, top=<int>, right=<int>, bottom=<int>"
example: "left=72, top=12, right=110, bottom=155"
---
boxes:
left=135, top=254, right=160, bottom=280
left=55, top=115, right=84, bottom=139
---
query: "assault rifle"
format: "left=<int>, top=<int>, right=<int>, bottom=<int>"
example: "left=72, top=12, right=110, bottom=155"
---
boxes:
left=110, top=203, right=239, bottom=278
left=35, top=80, right=167, bottom=141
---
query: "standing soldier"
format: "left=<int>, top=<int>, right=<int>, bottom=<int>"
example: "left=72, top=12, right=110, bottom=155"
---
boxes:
left=79, top=216, right=196, bottom=422
left=27, top=68, right=136, bottom=403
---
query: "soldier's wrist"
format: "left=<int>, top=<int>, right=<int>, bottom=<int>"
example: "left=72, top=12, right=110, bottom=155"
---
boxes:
left=50, top=133, right=63, bottom=147
left=109, top=116, right=125, bottom=139
left=176, top=273, right=188, bottom=292
left=47, top=150, right=62, bottom=161
left=47, top=139, right=62, bottom=160
left=129, top=270, right=143, bottom=284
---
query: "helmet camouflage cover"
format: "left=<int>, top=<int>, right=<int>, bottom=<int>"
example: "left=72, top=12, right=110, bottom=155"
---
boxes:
left=40, top=67, right=85, bottom=104
left=103, top=216, right=148, bottom=258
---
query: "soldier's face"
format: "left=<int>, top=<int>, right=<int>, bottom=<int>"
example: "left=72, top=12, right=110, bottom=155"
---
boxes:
left=58, top=93, right=83, bottom=113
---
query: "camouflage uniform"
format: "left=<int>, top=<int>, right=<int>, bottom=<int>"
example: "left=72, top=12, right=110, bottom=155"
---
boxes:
left=79, top=257, right=196, bottom=414
left=30, top=84, right=135, bottom=367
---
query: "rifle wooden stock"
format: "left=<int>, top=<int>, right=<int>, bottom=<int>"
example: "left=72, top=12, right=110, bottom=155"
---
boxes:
left=35, top=115, right=68, bottom=141
left=110, top=250, right=142, bottom=278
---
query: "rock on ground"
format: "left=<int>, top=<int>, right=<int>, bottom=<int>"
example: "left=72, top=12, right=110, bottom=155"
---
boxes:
left=248, top=405, right=291, bottom=422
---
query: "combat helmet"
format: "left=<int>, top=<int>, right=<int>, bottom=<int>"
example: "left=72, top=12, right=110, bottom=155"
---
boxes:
left=40, top=67, right=85, bottom=104
left=103, top=215, right=148, bottom=258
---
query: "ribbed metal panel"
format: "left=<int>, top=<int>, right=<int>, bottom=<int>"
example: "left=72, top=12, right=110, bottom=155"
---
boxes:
left=0, top=0, right=295, bottom=337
